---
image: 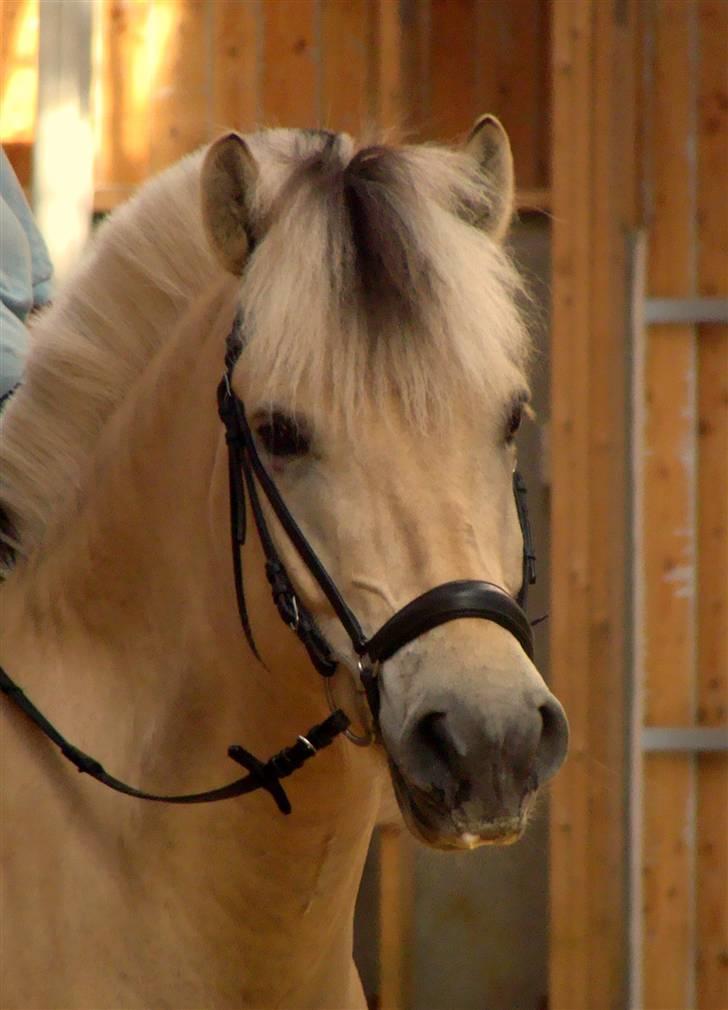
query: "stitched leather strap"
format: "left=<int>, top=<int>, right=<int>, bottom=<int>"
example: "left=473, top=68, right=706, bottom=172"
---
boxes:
left=364, top=580, right=534, bottom=663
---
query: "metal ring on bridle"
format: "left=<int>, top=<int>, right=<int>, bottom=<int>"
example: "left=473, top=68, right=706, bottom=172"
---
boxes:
left=324, top=662, right=376, bottom=747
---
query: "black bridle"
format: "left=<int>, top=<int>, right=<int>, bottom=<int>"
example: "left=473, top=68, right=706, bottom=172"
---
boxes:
left=0, top=313, right=537, bottom=815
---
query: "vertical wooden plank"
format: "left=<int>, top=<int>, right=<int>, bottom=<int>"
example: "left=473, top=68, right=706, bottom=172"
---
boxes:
left=146, top=0, right=211, bottom=174
left=211, top=0, right=260, bottom=134
left=400, top=0, right=430, bottom=139
left=320, top=0, right=370, bottom=135
left=379, top=826, right=413, bottom=1010
left=261, top=0, right=318, bottom=126
left=641, top=2, right=698, bottom=1007
left=373, top=0, right=404, bottom=130
left=428, top=0, right=476, bottom=138
left=95, top=0, right=153, bottom=207
left=695, top=2, right=728, bottom=1007
left=549, top=3, right=595, bottom=1007
left=550, top=0, right=632, bottom=1006
left=96, top=0, right=215, bottom=206
left=586, top=0, right=630, bottom=999
left=476, top=0, right=545, bottom=190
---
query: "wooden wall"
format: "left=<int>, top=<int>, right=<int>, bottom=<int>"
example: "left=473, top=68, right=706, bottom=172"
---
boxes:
left=636, top=2, right=728, bottom=1007
left=549, top=2, right=727, bottom=1009
left=1, top=0, right=551, bottom=208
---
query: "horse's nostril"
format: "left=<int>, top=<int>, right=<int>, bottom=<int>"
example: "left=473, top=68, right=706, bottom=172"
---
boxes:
left=414, top=710, right=468, bottom=791
left=535, top=695, right=569, bottom=785
left=416, top=711, right=450, bottom=765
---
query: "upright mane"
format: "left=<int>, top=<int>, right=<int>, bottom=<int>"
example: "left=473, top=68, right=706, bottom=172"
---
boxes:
left=0, top=128, right=530, bottom=569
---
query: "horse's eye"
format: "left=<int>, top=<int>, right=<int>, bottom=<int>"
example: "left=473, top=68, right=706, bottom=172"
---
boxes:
left=506, top=405, right=522, bottom=442
left=256, top=412, right=310, bottom=457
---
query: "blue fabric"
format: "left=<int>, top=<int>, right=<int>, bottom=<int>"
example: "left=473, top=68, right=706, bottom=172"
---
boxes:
left=1, top=147, right=53, bottom=398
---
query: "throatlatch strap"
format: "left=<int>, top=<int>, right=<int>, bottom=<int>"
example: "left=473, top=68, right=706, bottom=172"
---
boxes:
left=0, top=664, right=349, bottom=814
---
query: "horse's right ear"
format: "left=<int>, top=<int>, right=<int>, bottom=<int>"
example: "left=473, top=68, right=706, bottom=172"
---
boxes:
left=201, top=132, right=259, bottom=275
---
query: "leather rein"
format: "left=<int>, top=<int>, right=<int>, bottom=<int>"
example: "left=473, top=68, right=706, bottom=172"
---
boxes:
left=0, top=312, right=537, bottom=816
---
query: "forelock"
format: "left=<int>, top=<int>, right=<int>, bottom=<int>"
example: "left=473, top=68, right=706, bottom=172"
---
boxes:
left=238, top=130, right=531, bottom=430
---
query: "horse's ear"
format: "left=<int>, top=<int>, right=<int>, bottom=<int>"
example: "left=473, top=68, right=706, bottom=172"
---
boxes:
left=463, top=115, right=514, bottom=241
left=201, top=132, right=259, bottom=274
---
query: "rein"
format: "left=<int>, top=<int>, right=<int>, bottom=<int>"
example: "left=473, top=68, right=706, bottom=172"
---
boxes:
left=0, top=312, right=538, bottom=816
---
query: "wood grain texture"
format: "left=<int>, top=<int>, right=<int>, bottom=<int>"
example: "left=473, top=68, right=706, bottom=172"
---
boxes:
left=96, top=1, right=152, bottom=192
left=476, top=0, right=549, bottom=190
left=261, top=0, right=318, bottom=126
left=549, top=3, right=596, bottom=1006
left=373, top=0, right=403, bottom=131
left=378, top=827, right=413, bottom=1010
left=428, top=0, right=476, bottom=139
left=549, top=0, right=632, bottom=1006
left=321, top=0, right=370, bottom=135
left=695, top=2, right=728, bottom=1006
left=399, top=0, right=430, bottom=139
left=211, top=0, right=259, bottom=134
left=641, top=3, right=698, bottom=1007
left=584, top=0, right=629, bottom=999
left=147, top=0, right=211, bottom=174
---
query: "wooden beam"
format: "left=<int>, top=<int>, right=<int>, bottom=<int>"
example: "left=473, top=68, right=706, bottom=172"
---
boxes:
left=378, top=826, right=413, bottom=1010
left=147, top=0, right=211, bottom=174
left=695, top=3, right=728, bottom=1007
left=641, top=4, right=698, bottom=1006
left=373, top=0, right=404, bottom=130
left=428, top=0, right=476, bottom=138
left=476, top=0, right=550, bottom=190
left=549, top=0, right=633, bottom=1005
left=211, top=0, right=260, bottom=134
left=95, top=1, right=153, bottom=194
left=261, top=0, right=318, bottom=126
left=320, top=0, right=370, bottom=135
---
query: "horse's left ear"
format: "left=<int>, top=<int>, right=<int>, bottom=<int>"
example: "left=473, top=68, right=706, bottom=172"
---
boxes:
left=201, top=132, right=259, bottom=274
left=463, top=115, right=515, bottom=241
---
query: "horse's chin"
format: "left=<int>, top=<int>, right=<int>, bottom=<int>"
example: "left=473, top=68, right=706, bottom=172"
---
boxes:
left=387, top=757, right=530, bottom=851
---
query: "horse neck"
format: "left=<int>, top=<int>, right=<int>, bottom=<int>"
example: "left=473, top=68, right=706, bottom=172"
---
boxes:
left=2, top=280, right=382, bottom=1000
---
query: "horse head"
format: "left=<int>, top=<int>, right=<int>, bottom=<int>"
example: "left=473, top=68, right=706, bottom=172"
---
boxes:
left=200, top=120, right=568, bottom=850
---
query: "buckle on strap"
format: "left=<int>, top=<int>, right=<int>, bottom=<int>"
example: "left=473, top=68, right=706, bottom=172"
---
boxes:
left=227, top=710, right=350, bottom=814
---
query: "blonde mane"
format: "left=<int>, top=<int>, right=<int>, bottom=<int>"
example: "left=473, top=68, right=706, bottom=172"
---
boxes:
left=0, top=128, right=530, bottom=569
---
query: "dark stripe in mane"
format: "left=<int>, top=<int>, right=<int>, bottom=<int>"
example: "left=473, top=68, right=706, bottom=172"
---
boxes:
left=276, top=136, right=439, bottom=340
left=343, top=147, right=435, bottom=333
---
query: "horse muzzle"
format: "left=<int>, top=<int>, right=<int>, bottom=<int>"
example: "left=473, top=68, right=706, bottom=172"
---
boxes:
left=377, top=643, right=569, bottom=849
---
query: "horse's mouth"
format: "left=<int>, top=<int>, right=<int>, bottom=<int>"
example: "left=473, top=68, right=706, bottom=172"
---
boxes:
left=387, top=756, right=530, bottom=851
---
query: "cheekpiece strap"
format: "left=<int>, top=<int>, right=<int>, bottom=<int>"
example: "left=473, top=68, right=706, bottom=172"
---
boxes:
left=217, top=312, right=338, bottom=679
left=513, top=469, right=536, bottom=609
